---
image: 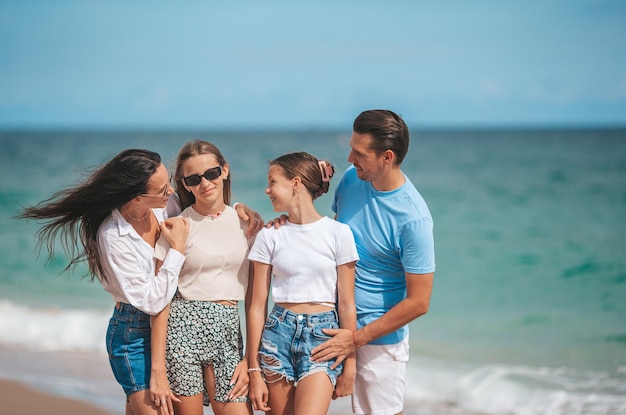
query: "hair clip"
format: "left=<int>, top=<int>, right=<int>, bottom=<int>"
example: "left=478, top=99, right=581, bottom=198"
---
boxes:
left=318, top=161, right=333, bottom=182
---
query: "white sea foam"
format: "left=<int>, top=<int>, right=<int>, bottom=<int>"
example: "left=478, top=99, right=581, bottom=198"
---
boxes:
left=405, top=358, right=626, bottom=415
left=0, top=300, right=109, bottom=352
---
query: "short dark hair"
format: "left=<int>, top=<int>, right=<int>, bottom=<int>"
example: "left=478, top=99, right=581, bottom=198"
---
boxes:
left=353, top=109, right=410, bottom=164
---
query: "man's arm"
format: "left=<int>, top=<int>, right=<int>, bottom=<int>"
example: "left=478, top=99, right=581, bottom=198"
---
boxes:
left=311, top=272, right=434, bottom=365
left=355, top=271, right=433, bottom=346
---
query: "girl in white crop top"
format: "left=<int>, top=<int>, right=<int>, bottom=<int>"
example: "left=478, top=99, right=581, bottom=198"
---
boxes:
left=246, top=152, right=358, bottom=415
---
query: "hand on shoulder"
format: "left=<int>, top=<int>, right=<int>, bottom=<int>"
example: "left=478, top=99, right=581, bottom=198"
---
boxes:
left=265, top=214, right=289, bottom=229
left=160, top=217, right=189, bottom=253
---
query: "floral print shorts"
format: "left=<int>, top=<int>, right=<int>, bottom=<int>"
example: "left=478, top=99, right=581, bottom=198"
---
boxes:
left=166, top=297, right=248, bottom=404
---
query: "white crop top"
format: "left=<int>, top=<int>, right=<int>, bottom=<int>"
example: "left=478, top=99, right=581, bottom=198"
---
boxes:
left=247, top=216, right=358, bottom=304
left=155, top=205, right=251, bottom=301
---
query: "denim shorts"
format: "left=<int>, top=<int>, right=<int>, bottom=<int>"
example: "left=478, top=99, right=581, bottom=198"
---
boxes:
left=106, top=302, right=152, bottom=398
left=259, top=304, right=342, bottom=386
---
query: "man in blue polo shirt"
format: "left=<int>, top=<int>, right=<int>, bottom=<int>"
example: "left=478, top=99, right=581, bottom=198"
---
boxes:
left=312, top=109, right=435, bottom=415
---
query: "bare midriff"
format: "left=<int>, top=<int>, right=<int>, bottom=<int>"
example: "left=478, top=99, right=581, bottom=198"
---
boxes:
left=276, top=302, right=335, bottom=313
left=210, top=300, right=238, bottom=306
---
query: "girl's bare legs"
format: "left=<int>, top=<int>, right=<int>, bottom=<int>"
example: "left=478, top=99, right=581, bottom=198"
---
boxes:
left=172, top=393, right=204, bottom=415
left=265, top=372, right=333, bottom=415
left=170, top=365, right=253, bottom=415
left=204, top=364, right=253, bottom=415
left=266, top=376, right=296, bottom=415
left=293, top=372, right=333, bottom=415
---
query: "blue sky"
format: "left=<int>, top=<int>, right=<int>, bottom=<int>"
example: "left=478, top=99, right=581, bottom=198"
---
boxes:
left=1, top=1, right=625, bottom=129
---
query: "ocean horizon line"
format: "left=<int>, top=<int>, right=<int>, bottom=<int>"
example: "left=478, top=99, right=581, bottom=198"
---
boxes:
left=1, top=123, right=626, bottom=134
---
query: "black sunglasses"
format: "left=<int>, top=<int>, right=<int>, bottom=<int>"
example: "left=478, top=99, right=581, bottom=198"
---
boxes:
left=183, top=166, right=223, bottom=186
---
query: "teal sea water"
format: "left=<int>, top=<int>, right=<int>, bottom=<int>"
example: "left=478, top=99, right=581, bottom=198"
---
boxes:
left=0, top=129, right=625, bottom=414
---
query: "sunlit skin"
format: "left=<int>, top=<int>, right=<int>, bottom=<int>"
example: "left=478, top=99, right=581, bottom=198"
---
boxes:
left=121, top=163, right=173, bottom=221
left=142, top=163, right=175, bottom=205
left=264, top=164, right=309, bottom=218
left=347, top=132, right=406, bottom=192
left=181, top=153, right=229, bottom=215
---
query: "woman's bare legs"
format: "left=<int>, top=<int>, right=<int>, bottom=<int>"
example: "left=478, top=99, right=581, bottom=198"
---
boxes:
left=127, top=389, right=168, bottom=415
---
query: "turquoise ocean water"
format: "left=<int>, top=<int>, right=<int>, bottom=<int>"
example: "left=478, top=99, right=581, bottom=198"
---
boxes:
left=0, top=129, right=625, bottom=414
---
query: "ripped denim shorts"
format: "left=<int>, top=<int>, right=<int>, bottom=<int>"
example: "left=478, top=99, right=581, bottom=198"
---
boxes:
left=259, top=304, right=342, bottom=386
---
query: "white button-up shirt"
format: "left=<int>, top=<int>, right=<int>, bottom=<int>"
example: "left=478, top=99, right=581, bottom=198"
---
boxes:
left=98, top=208, right=184, bottom=315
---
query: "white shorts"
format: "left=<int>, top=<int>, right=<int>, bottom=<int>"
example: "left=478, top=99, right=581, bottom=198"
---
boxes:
left=352, top=337, right=409, bottom=415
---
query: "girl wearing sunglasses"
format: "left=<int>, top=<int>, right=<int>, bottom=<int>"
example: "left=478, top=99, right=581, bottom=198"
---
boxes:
left=19, top=149, right=190, bottom=415
left=246, top=152, right=358, bottom=415
left=152, top=139, right=257, bottom=415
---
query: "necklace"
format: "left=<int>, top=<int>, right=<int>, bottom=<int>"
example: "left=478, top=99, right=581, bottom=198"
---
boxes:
left=123, top=205, right=150, bottom=222
left=195, top=205, right=225, bottom=220
left=205, top=211, right=222, bottom=220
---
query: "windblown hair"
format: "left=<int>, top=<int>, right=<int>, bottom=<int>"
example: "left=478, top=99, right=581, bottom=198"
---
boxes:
left=17, top=149, right=162, bottom=282
left=173, top=139, right=231, bottom=210
left=270, top=152, right=335, bottom=200
left=353, top=109, right=410, bottom=164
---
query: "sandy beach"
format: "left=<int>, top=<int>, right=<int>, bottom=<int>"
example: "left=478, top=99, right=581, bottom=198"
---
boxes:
left=0, top=378, right=114, bottom=415
left=0, top=346, right=123, bottom=414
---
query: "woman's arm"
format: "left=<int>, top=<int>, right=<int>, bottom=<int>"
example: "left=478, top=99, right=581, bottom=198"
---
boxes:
left=246, top=261, right=272, bottom=412
left=333, top=261, right=357, bottom=399
left=100, top=217, right=188, bottom=315
left=150, top=303, right=180, bottom=414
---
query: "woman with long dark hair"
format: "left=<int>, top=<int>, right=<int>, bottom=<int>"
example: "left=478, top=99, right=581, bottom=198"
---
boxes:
left=19, top=148, right=190, bottom=415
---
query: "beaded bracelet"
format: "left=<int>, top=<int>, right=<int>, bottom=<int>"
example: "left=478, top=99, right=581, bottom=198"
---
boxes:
left=247, top=367, right=262, bottom=373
